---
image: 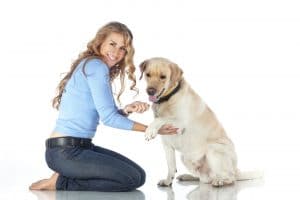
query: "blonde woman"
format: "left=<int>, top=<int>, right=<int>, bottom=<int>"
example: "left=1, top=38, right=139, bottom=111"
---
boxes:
left=29, top=22, right=177, bottom=192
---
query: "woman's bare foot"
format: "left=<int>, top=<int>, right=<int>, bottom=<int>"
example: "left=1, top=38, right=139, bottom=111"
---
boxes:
left=29, top=173, right=59, bottom=190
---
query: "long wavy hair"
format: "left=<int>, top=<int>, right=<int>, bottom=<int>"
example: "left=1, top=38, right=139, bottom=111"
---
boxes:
left=52, top=22, right=138, bottom=109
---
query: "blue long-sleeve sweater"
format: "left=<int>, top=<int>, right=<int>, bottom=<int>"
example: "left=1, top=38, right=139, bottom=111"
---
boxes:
left=53, top=58, right=134, bottom=139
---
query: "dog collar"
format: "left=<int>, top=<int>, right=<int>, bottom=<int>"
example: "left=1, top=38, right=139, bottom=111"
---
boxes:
left=155, top=81, right=182, bottom=104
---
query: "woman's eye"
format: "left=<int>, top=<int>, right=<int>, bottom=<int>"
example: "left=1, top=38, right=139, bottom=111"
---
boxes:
left=160, top=75, right=166, bottom=79
left=146, top=73, right=151, bottom=77
left=110, top=42, right=116, bottom=46
left=120, top=47, right=127, bottom=52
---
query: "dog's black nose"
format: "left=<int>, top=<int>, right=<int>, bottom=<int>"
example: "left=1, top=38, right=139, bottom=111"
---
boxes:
left=147, top=87, right=156, bottom=96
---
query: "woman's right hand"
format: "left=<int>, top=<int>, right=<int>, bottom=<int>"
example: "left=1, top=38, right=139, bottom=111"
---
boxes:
left=158, top=124, right=178, bottom=135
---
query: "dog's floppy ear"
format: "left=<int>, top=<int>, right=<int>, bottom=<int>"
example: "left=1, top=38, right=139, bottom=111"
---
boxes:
left=139, top=60, right=148, bottom=80
left=170, top=63, right=183, bottom=84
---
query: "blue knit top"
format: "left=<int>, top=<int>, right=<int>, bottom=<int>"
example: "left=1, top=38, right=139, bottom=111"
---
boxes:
left=53, top=58, right=134, bottom=138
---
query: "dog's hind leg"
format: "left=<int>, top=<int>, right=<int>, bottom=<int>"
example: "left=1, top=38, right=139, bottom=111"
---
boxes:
left=178, top=154, right=209, bottom=183
left=176, top=174, right=199, bottom=181
left=177, top=156, right=199, bottom=181
left=206, top=143, right=237, bottom=187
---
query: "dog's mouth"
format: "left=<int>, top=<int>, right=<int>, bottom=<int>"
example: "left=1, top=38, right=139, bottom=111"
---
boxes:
left=148, top=88, right=165, bottom=102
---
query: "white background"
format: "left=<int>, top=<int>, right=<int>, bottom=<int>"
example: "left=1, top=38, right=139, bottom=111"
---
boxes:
left=0, top=0, right=299, bottom=199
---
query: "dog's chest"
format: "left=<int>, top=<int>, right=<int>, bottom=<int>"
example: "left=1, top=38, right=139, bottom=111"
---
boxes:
left=154, top=106, right=164, bottom=118
left=152, top=102, right=181, bottom=118
left=152, top=104, right=164, bottom=118
left=161, top=133, right=192, bottom=153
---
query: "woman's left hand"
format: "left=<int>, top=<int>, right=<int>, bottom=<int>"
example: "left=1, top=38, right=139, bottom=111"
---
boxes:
left=123, top=101, right=150, bottom=114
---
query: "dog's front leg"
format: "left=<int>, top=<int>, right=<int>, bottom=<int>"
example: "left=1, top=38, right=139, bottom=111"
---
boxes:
left=145, top=118, right=166, bottom=141
left=145, top=118, right=182, bottom=141
left=158, top=144, right=177, bottom=187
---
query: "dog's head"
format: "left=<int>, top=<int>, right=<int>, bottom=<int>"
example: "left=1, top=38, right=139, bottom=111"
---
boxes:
left=139, top=57, right=183, bottom=103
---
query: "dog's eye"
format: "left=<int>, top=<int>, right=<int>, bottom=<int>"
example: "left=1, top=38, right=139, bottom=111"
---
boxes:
left=146, top=73, right=151, bottom=77
left=160, top=75, right=166, bottom=80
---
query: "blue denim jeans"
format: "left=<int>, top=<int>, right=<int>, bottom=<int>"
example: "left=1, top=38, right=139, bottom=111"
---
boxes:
left=45, top=141, right=146, bottom=192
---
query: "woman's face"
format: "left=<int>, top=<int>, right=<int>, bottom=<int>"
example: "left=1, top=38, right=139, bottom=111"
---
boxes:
left=100, top=32, right=127, bottom=68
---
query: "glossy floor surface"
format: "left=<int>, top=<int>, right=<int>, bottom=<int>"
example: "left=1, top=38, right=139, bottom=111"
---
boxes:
left=2, top=177, right=300, bottom=200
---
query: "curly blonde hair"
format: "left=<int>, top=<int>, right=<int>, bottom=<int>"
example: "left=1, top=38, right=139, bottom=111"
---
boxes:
left=52, top=22, right=138, bottom=109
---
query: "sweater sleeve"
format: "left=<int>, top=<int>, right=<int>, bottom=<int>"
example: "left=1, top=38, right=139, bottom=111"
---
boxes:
left=83, top=59, right=134, bottom=130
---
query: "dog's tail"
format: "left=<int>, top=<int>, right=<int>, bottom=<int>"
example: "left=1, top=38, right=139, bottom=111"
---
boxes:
left=236, top=169, right=264, bottom=181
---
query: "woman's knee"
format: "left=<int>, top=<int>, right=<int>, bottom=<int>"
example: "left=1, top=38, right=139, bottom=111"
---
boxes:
left=126, top=168, right=146, bottom=190
left=136, top=167, right=146, bottom=187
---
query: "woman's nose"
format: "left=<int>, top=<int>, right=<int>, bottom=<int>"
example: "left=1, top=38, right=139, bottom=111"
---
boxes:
left=111, top=48, right=123, bottom=57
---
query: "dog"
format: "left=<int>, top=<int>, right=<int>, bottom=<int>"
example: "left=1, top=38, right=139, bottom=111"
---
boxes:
left=139, top=57, right=262, bottom=187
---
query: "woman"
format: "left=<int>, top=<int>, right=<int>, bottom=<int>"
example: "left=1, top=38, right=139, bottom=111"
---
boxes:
left=29, top=22, right=177, bottom=192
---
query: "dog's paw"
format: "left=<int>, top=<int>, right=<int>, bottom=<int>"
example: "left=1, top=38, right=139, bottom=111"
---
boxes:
left=145, top=127, right=158, bottom=141
left=176, top=127, right=185, bottom=135
left=211, top=178, right=234, bottom=187
left=157, top=179, right=173, bottom=187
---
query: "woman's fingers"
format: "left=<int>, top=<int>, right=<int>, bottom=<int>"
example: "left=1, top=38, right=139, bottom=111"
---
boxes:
left=128, top=101, right=150, bottom=113
left=158, top=124, right=178, bottom=135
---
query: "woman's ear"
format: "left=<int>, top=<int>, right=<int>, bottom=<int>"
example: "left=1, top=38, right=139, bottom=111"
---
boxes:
left=139, top=60, right=148, bottom=80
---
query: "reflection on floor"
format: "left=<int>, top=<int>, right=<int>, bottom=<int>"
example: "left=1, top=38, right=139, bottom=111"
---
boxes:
left=30, top=179, right=264, bottom=200
left=31, top=189, right=145, bottom=200
left=159, top=179, right=264, bottom=200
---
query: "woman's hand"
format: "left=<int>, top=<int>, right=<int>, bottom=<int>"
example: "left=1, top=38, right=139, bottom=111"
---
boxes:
left=123, top=101, right=150, bottom=115
left=158, top=124, right=178, bottom=135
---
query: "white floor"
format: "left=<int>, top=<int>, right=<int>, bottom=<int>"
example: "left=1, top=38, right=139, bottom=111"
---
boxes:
left=4, top=180, right=267, bottom=200
left=2, top=170, right=300, bottom=200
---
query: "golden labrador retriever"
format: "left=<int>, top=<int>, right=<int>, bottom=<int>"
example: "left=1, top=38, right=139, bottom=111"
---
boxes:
left=139, top=57, right=262, bottom=187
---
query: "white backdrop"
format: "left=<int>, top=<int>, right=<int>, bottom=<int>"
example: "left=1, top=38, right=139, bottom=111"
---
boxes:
left=0, top=0, right=299, bottom=199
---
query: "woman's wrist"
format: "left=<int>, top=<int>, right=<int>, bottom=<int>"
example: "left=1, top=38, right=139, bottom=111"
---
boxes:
left=132, top=122, right=147, bottom=132
left=118, top=109, right=129, bottom=117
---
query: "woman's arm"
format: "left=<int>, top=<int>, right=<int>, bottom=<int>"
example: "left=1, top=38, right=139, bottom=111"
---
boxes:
left=132, top=122, right=147, bottom=132
left=84, top=59, right=134, bottom=130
